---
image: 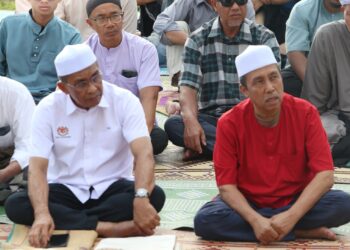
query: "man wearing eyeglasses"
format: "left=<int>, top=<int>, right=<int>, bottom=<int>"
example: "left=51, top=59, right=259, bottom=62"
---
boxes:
left=5, top=44, right=166, bottom=248
left=164, top=0, right=280, bottom=161
left=85, top=0, right=168, bottom=155
left=0, top=77, right=35, bottom=205
left=0, top=0, right=81, bottom=103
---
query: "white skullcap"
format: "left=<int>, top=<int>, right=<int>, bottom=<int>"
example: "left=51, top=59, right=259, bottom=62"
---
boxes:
left=340, top=0, right=350, bottom=5
left=235, top=45, right=277, bottom=78
left=54, top=44, right=97, bottom=77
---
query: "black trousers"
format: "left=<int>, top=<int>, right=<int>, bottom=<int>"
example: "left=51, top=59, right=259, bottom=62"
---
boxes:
left=5, top=179, right=165, bottom=230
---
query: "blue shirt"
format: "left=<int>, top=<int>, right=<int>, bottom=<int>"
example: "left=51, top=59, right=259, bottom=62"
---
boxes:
left=286, top=0, right=343, bottom=53
left=0, top=13, right=81, bottom=102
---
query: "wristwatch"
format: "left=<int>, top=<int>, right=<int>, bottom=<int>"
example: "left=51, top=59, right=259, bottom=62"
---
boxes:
left=135, top=188, right=149, bottom=198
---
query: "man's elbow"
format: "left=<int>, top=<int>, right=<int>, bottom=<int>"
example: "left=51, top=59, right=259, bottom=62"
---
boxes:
left=319, top=170, right=334, bottom=189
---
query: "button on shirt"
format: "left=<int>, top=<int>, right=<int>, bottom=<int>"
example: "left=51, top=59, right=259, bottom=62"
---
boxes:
left=0, top=13, right=81, bottom=101
left=180, top=17, right=280, bottom=117
left=30, top=81, right=149, bottom=203
left=86, top=31, right=162, bottom=97
left=0, top=77, right=35, bottom=169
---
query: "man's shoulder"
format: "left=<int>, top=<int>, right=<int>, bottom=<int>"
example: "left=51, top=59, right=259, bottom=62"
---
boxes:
left=219, top=99, right=251, bottom=123
left=283, top=94, right=317, bottom=113
left=245, top=19, right=275, bottom=37
left=290, top=0, right=316, bottom=16
left=103, top=81, right=138, bottom=101
left=54, top=16, right=80, bottom=34
left=189, top=18, right=217, bottom=45
left=1, top=13, right=27, bottom=26
left=124, top=31, right=156, bottom=50
left=317, top=20, right=345, bottom=36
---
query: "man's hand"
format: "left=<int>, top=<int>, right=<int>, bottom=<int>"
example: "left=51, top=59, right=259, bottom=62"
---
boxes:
left=28, top=212, right=55, bottom=248
left=183, top=120, right=206, bottom=154
left=133, top=198, right=160, bottom=235
left=251, top=216, right=279, bottom=245
left=271, top=210, right=298, bottom=241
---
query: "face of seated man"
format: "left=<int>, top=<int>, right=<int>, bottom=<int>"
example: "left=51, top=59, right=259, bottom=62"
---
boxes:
left=240, top=64, right=284, bottom=121
left=58, top=63, right=103, bottom=110
left=87, top=3, right=124, bottom=48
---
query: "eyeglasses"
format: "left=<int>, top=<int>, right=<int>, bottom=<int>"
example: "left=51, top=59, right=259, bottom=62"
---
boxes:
left=64, top=72, right=102, bottom=91
left=219, top=0, right=248, bottom=7
left=90, top=13, right=124, bottom=26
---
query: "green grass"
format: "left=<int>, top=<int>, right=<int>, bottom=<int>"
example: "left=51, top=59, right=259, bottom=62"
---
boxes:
left=0, top=0, right=15, bottom=10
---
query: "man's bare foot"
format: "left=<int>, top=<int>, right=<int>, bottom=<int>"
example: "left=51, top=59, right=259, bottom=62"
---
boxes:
left=96, top=221, right=143, bottom=237
left=183, top=149, right=201, bottom=161
left=295, top=227, right=337, bottom=240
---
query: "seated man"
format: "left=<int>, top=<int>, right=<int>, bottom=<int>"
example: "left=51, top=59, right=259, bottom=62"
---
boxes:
left=0, top=77, right=35, bottom=204
left=194, top=45, right=350, bottom=243
left=5, top=44, right=165, bottom=248
left=152, top=0, right=256, bottom=85
left=164, top=0, right=280, bottom=160
left=302, top=0, right=350, bottom=165
left=86, top=0, right=168, bottom=155
left=283, top=0, right=343, bottom=97
left=1, top=0, right=81, bottom=103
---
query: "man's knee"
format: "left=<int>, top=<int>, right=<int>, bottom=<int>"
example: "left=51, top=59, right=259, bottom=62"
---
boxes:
left=150, top=185, right=166, bottom=212
left=164, top=115, right=184, bottom=139
left=150, top=127, right=168, bottom=155
left=194, top=200, right=234, bottom=239
left=5, top=191, right=33, bottom=225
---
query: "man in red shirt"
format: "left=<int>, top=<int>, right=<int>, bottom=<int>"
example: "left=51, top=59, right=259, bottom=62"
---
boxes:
left=194, top=45, right=350, bottom=244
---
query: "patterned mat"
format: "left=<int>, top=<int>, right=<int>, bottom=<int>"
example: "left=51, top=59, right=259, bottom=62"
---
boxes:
left=156, top=229, right=350, bottom=250
left=335, top=168, right=350, bottom=184
left=156, top=89, right=179, bottom=116
left=155, top=144, right=214, bottom=181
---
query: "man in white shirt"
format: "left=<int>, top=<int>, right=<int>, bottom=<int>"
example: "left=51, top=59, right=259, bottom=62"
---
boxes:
left=5, top=44, right=165, bottom=248
left=0, top=77, right=35, bottom=204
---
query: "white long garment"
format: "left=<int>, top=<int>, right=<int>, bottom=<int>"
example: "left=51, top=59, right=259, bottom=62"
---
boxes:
left=0, top=77, right=35, bottom=168
left=30, top=81, right=149, bottom=203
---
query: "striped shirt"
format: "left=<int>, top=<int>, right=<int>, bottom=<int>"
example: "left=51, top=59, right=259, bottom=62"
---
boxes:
left=180, top=17, right=280, bottom=117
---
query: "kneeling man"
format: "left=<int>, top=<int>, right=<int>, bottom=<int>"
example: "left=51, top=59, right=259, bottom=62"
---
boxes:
left=5, top=44, right=165, bottom=248
left=194, top=45, right=350, bottom=244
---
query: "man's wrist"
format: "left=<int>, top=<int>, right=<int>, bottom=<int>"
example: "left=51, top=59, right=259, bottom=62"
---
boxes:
left=134, top=188, right=149, bottom=198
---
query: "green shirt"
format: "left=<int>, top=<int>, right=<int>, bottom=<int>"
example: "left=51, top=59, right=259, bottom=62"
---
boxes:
left=0, top=12, right=81, bottom=102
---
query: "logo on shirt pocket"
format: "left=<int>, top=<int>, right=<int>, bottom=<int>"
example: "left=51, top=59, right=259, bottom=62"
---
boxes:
left=57, top=126, right=70, bottom=137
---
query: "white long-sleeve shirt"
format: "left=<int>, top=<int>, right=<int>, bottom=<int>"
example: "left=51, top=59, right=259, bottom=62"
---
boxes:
left=0, top=77, right=35, bottom=169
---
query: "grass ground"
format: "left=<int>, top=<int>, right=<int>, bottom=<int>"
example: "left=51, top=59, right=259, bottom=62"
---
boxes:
left=0, top=0, right=15, bottom=10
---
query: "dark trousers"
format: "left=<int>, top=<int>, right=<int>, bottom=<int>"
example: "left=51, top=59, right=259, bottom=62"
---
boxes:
left=151, top=125, right=168, bottom=155
left=5, top=179, right=165, bottom=230
left=164, top=113, right=218, bottom=157
left=281, top=66, right=303, bottom=97
left=194, top=190, right=350, bottom=241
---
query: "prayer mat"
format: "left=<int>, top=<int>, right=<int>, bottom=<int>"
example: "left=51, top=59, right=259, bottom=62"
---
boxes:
left=156, top=229, right=350, bottom=250
left=335, top=168, right=350, bottom=184
left=3, top=224, right=97, bottom=250
left=156, top=180, right=217, bottom=229
left=155, top=144, right=214, bottom=181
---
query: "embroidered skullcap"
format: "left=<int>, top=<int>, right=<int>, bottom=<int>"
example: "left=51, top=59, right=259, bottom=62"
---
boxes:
left=235, top=45, right=277, bottom=78
left=340, top=0, right=350, bottom=5
left=54, top=44, right=97, bottom=77
left=86, top=0, right=122, bottom=17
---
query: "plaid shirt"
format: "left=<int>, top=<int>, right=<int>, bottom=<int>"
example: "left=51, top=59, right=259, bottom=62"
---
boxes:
left=180, top=17, right=280, bottom=117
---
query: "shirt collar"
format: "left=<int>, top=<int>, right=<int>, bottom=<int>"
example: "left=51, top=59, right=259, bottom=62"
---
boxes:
left=27, top=10, right=57, bottom=36
left=208, top=17, right=253, bottom=43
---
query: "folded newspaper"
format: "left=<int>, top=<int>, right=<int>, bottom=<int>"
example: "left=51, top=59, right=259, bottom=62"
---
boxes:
left=95, top=235, right=176, bottom=250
